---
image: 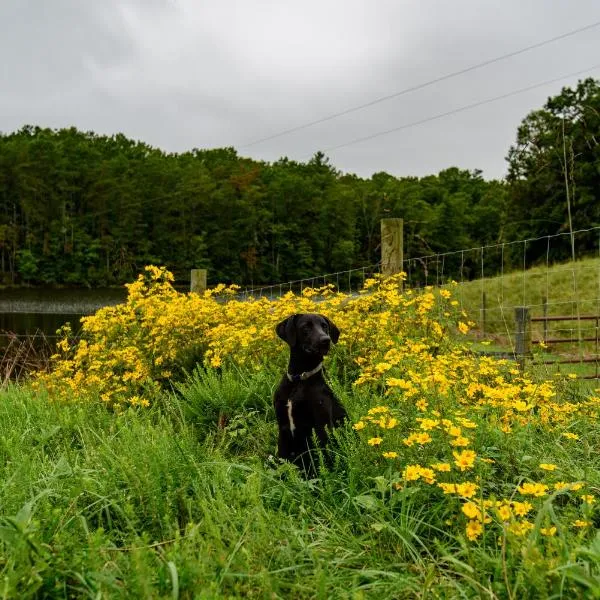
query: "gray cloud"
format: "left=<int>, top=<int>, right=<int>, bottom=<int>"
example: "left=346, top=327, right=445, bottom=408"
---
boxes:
left=2, top=0, right=599, bottom=178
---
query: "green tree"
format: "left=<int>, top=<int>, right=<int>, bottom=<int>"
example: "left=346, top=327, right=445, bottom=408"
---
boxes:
left=506, top=77, right=600, bottom=261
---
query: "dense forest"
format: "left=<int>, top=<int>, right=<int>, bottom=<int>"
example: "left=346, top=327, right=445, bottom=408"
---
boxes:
left=0, top=78, right=598, bottom=287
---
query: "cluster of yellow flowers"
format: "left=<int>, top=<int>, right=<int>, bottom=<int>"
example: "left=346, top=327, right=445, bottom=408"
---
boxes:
left=35, top=265, right=600, bottom=545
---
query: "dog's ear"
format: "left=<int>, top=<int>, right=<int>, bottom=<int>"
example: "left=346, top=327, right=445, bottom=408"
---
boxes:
left=321, top=315, right=340, bottom=344
left=276, top=314, right=299, bottom=346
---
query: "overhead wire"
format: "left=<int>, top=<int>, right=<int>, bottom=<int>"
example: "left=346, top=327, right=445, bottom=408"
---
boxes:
left=240, top=19, right=600, bottom=149
left=319, top=63, right=600, bottom=154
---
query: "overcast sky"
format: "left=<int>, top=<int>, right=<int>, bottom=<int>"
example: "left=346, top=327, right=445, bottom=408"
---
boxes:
left=2, top=0, right=600, bottom=180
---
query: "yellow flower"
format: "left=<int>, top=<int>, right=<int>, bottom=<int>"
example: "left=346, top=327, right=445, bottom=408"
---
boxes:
left=581, top=494, right=596, bottom=505
left=402, top=465, right=422, bottom=481
left=415, top=399, right=428, bottom=411
left=462, top=502, right=483, bottom=521
left=438, top=483, right=458, bottom=494
left=453, top=450, right=476, bottom=471
left=562, top=432, right=579, bottom=440
left=540, top=526, right=557, bottom=537
left=495, top=503, right=512, bottom=522
left=431, top=463, right=451, bottom=472
left=418, top=468, right=436, bottom=485
left=456, top=482, right=479, bottom=499
left=377, top=416, right=398, bottom=429
left=458, top=322, right=469, bottom=335
left=419, top=418, right=439, bottom=431
left=368, top=406, right=390, bottom=415
left=450, top=436, right=470, bottom=447
left=512, top=501, right=534, bottom=517
left=368, top=437, right=383, bottom=446
left=382, top=451, right=398, bottom=459
left=466, top=520, right=483, bottom=541
left=517, top=482, right=548, bottom=497
left=539, top=463, right=558, bottom=471
left=573, top=520, right=592, bottom=528
left=353, top=421, right=366, bottom=431
left=509, top=520, right=534, bottom=537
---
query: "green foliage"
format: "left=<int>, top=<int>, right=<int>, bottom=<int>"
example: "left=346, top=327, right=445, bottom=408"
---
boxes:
left=2, top=370, right=600, bottom=598
left=506, top=77, right=600, bottom=251
left=0, top=128, right=505, bottom=287
left=1, top=77, right=598, bottom=288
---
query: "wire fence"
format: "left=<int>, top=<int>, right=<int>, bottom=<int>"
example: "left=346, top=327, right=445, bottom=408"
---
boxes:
left=3, top=225, right=600, bottom=378
left=234, top=225, right=600, bottom=379
left=405, top=226, right=600, bottom=379
left=236, top=263, right=382, bottom=300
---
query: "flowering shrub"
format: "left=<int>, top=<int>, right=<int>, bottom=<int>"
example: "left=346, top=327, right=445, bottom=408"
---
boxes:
left=35, top=265, right=600, bottom=549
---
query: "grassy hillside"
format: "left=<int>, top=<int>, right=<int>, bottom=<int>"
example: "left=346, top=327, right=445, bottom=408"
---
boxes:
left=453, top=257, right=600, bottom=380
left=456, top=258, right=600, bottom=333
left=454, top=256, right=600, bottom=336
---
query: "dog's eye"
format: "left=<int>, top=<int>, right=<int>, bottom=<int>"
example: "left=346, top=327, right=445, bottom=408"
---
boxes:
left=322, top=321, right=329, bottom=331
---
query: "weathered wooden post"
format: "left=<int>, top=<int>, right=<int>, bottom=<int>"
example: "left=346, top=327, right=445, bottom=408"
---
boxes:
left=380, top=218, right=404, bottom=277
left=515, top=306, right=531, bottom=372
left=190, top=269, right=207, bottom=294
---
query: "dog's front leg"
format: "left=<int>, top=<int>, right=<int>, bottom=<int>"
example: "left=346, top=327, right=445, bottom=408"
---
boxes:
left=278, top=428, right=297, bottom=461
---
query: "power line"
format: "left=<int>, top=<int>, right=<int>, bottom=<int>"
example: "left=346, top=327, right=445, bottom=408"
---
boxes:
left=319, top=63, right=600, bottom=154
left=240, top=19, right=600, bottom=149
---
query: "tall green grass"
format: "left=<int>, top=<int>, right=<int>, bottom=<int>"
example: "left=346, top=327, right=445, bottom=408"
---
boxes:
left=1, top=370, right=600, bottom=598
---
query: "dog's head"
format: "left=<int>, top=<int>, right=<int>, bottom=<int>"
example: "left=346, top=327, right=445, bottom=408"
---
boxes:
left=276, top=313, right=340, bottom=356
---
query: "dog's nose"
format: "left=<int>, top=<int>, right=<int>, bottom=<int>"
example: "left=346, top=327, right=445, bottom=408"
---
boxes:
left=318, top=335, right=331, bottom=352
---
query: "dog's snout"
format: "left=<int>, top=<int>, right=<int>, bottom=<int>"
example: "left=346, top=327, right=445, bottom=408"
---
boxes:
left=318, top=335, right=331, bottom=351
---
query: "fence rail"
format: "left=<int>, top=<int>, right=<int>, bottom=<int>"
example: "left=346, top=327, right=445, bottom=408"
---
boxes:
left=512, top=308, right=600, bottom=379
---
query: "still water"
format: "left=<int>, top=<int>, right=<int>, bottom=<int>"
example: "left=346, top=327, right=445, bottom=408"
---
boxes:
left=0, top=288, right=127, bottom=338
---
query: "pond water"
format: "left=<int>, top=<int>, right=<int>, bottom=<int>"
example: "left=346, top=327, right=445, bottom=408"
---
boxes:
left=0, top=288, right=127, bottom=339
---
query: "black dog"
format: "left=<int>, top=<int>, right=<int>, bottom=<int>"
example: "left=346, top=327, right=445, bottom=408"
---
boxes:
left=274, top=313, right=348, bottom=473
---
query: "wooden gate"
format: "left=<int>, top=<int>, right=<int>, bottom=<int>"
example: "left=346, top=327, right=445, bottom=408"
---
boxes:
left=525, top=312, right=600, bottom=379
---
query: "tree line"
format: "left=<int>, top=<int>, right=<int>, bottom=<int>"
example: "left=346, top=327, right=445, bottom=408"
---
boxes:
left=0, top=78, right=598, bottom=288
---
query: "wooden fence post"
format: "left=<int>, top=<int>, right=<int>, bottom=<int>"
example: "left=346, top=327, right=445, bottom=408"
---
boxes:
left=380, top=218, right=404, bottom=277
left=515, top=306, right=531, bottom=371
left=190, top=269, right=207, bottom=294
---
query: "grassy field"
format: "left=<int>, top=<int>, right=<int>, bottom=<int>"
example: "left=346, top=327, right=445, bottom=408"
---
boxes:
left=2, top=268, right=600, bottom=598
left=0, top=372, right=448, bottom=599
left=454, top=256, right=600, bottom=380
left=1, top=369, right=600, bottom=599
left=455, top=256, right=600, bottom=336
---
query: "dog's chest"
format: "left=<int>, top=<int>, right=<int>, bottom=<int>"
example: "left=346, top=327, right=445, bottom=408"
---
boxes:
left=284, top=385, right=325, bottom=437
left=286, top=399, right=296, bottom=435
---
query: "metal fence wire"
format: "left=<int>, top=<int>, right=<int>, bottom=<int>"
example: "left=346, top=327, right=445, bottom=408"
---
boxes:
left=236, top=226, right=600, bottom=379
left=403, top=226, right=600, bottom=379
left=237, top=263, right=382, bottom=300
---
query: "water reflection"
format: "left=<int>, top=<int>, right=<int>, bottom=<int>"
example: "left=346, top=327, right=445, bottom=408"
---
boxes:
left=0, top=288, right=127, bottom=338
